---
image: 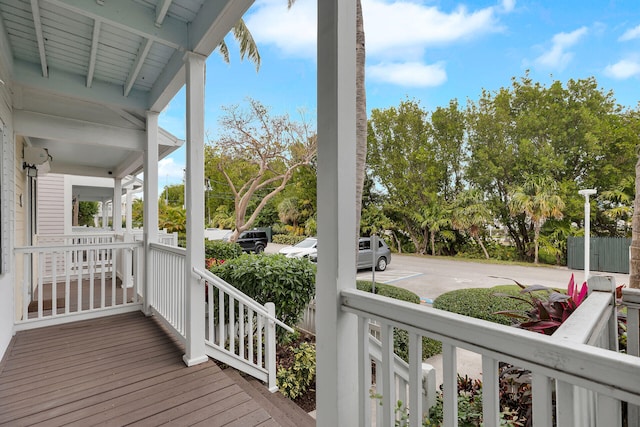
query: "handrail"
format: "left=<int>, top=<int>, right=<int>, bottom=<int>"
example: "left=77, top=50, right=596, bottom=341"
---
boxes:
left=149, top=242, right=185, bottom=257
left=341, top=288, right=640, bottom=404
left=192, top=266, right=293, bottom=333
left=15, top=241, right=143, bottom=253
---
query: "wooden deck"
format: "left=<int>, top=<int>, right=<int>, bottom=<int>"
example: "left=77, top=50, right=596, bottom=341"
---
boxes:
left=0, top=312, right=315, bottom=426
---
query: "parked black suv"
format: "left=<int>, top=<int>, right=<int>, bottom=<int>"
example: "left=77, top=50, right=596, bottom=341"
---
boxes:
left=234, top=230, right=268, bottom=253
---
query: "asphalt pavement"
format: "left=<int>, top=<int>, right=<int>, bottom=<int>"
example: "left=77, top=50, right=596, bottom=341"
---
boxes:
left=267, top=242, right=629, bottom=302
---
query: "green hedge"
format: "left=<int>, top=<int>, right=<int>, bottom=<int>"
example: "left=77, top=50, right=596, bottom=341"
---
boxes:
left=204, top=239, right=243, bottom=260
left=272, top=235, right=308, bottom=245
left=433, top=285, right=529, bottom=326
left=357, top=280, right=442, bottom=360
left=208, top=254, right=316, bottom=341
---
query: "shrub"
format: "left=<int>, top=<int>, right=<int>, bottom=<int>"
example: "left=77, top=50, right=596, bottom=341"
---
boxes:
left=208, top=254, right=316, bottom=340
left=433, top=286, right=530, bottom=326
left=204, top=239, right=243, bottom=260
left=272, top=234, right=308, bottom=245
left=357, top=280, right=442, bottom=360
left=276, top=342, right=316, bottom=399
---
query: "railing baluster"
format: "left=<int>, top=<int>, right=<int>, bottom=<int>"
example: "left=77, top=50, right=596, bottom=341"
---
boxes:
left=555, top=380, right=575, bottom=426
left=218, top=288, right=225, bottom=347
left=100, top=249, right=106, bottom=308
left=380, top=322, right=395, bottom=427
left=37, top=254, right=44, bottom=318
left=51, top=252, right=58, bottom=316
left=111, top=247, right=117, bottom=306
left=531, top=373, right=553, bottom=426
left=248, top=308, right=254, bottom=364
left=89, top=249, right=94, bottom=310
left=257, top=315, right=264, bottom=368
left=22, top=252, right=29, bottom=320
left=76, top=249, right=82, bottom=312
left=482, top=356, right=499, bottom=427
left=408, top=331, right=422, bottom=427
left=239, top=302, right=245, bottom=359
left=442, top=343, right=458, bottom=426
left=358, top=316, right=372, bottom=427
left=208, top=282, right=214, bottom=342
left=265, top=302, right=277, bottom=392
left=628, top=302, right=640, bottom=427
left=598, top=394, right=622, bottom=427
left=229, top=296, right=236, bottom=354
left=65, top=251, right=70, bottom=315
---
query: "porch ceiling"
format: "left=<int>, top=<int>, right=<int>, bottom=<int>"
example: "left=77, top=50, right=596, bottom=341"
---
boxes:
left=0, top=0, right=254, bottom=178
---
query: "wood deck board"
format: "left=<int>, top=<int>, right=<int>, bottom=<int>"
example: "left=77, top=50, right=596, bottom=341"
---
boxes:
left=0, top=311, right=315, bottom=426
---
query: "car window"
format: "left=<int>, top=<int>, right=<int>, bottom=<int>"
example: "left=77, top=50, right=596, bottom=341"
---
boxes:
left=378, top=240, right=385, bottom=248
left=359, top=240, right=370, bottom=250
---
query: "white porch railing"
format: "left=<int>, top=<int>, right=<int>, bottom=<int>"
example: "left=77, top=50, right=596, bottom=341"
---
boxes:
left=193, top=266, right=294, bottom=392
left=622, top=287, right=640, bottom=427
left=148, top=242, right=187, bottom=343
left=14, top=241, right=143, bottom=329
left=342, top=284, right=640, bottom=427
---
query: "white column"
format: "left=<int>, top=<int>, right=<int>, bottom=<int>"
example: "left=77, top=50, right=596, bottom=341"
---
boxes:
left=125, top=188, right=133, bottom=232
left=101, top=199, right=108, bottom=228
left=144, top=111, right=159, bottom=315
left=317, top=2, right=358, bottom=426
left=183, top=51, right=207, bottom=367
left=113, top=178, right=122, bottom=232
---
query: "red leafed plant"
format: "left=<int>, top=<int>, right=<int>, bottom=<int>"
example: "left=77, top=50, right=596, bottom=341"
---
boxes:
left=206, top=258, right=225, bottom=268
left=494, top=274, right=588, bottom=335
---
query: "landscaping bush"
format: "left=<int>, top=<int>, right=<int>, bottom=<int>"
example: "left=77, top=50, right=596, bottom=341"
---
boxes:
left=357, top=280, right=442, bottom=360
left=276, top=342, right=316, bottom=399
left=208, top=254, right=315, bottom=340
left=272, top=234, right=308, bottom=245
left=204, top=239, right=243, bottom=260
left=433, top=285, right=530, bottom=326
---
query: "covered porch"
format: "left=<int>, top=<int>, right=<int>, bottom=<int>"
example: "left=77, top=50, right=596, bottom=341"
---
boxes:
left=1, top=1, right=640, bottom=426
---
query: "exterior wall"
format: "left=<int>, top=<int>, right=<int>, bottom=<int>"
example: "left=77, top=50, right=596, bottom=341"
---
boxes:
left=37, top=173, right=65, bottom=236
left=13, top=136, right=25, bottom=323
left=0, top=27, right=14, bottom=358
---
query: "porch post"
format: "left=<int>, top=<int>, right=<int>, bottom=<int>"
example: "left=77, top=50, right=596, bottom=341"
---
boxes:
left=317, top=1, right=358, bottom=426
left=125, top=188, right=132, bottom=232
left=182, top=51, right=207, bottom=366
left=143, top=111, right=159, bottom=315
left=113, top=178, right=122, bottom=232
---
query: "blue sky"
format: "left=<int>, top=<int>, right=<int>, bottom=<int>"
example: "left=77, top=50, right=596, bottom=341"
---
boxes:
left=157, top=0, right=640, bottom=189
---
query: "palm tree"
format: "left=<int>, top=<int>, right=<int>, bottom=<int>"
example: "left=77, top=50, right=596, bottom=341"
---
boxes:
left=217, top=19, right=261, bottom=70
left=289, top=0, right=367, bottom=234
left=452, top=189, right=491, bottom=259
left=632, top=156, right=640, bottom=288
left=278, top=197, right=301, bottom=230
left=508, top=176, right=565, bottom=264
left=420, top=196, right=451, bottom=256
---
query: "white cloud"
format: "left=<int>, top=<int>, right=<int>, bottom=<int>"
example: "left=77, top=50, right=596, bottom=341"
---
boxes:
left=158, top=157, right=185, bottom=182
left=246, top=0, right=512, bottom=63
left=604, top=58, right=640, bottom=79
left=368, top=61, right=447, bottom=87
left=534, top=27, right=587, bottom=70
left=620, top=25, right=640, bottom=41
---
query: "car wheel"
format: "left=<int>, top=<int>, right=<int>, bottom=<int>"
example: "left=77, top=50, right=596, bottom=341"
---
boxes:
left=376, top=257, right=387, bottom=271
left=254, top=244, right=265, bottom=253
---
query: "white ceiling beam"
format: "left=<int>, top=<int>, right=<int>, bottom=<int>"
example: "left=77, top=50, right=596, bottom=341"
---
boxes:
left=113, top=152, right=143, bottom=178
left=49, top=162, right=114, bottom=178
left=155, top=0, right=172, bottom=27
left=124, top=38, right=152, bottom=97
left=87, top=19, right=101, bottom=87
left=14, top=110, right=146, bottom=151
left=30, top=0, right=49, bottom=77
left=13, top=59, right=148, bottom=112
left=44, top=0, right=188, bottom=50
left=105, top=106, right=145, bottom=128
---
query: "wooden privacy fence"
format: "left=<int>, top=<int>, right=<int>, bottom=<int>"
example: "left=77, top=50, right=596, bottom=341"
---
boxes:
left=567, top=236, right=630, bottom=274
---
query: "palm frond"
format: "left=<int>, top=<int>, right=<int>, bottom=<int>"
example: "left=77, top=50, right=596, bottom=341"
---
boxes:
left=232, top=18, right=261, bottom=71
left=217, top=39, right=230, bottom=64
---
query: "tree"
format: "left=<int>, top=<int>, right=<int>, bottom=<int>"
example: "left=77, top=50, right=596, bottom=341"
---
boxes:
left=210, top=98, right=316, bottom=241
left=217, top=19, right=260, bottom=71
left=509, top=176, right=565, bottom=264
left=420, top=195, right=452, bottom=256
left=452, top=190, right=491, bottom=259
left=278, top=197, right=301, bottom=230
left=77, top=201, right=99, bottom=227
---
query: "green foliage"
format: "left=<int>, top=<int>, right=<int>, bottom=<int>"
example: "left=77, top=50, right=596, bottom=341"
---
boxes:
left=272, top=234, right=308, bottom=245
left=207, top=254, right=316, bottom=339
left=433, top=286, right=530, bottom=326
left=276, top=342, right=316, bottom=399
left=77, top=201, right=99, bottom=226
left=204, top=239, right=243, bottom=260
left=357, top=281, right=442, bottom=360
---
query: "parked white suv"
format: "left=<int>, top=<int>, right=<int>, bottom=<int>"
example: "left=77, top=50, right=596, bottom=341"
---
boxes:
left=278, top=237, right=318, bottom=259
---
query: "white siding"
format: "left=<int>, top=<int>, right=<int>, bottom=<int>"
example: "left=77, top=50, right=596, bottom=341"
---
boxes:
left=37, top=173, right=65, bottom=236
left=0, top=41, right=14, bottom=358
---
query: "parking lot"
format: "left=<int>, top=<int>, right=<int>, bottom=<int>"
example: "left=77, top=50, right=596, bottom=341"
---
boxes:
left=268, top=243, right=629, bottom=302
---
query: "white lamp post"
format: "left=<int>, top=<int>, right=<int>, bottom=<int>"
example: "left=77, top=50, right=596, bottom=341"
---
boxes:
left=578, top=188, right=597, bottom=282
